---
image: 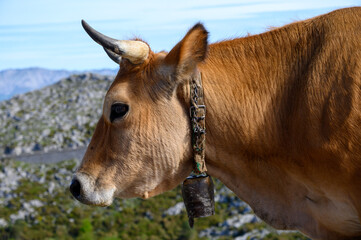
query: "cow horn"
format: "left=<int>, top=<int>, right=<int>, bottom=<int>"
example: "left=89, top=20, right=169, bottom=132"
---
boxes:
left=81, top=20, right=149, bottom=64
left=103, top=48, right=122, bottom=64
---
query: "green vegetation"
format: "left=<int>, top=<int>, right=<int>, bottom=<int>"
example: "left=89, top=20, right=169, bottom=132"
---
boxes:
left=0, top=159, right=309, bottom=240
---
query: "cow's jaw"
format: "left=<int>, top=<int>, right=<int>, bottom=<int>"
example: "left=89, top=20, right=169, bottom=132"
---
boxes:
left=71, top=172, right=116, bottom=206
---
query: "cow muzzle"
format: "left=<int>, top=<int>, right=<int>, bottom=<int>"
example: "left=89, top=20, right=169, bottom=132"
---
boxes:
left=69, top=172, right=116, bottom=206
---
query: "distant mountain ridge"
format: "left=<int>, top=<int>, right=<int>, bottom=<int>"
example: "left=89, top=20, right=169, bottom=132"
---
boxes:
left=0, top=67, right=117, bottom=101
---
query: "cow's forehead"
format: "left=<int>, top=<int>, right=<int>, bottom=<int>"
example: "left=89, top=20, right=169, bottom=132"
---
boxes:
left=106, top=81, right=131, bottom=103
left=107, top=52, right=171, bottom=101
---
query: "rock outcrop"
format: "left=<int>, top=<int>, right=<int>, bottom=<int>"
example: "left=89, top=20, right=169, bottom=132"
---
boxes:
left=0, top=73, right=113, bottom=158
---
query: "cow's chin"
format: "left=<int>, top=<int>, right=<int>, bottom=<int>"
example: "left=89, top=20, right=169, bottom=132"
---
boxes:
left=78, top=188, right=115, bottom=207
left=72, top=172, right=116, bottom=207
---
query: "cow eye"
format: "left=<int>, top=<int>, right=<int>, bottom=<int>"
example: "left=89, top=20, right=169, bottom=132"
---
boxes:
left=110, top=103, right=129, bottom=122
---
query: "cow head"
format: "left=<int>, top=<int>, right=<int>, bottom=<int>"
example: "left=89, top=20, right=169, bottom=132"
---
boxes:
left=69, top=21, right=208, bottom=206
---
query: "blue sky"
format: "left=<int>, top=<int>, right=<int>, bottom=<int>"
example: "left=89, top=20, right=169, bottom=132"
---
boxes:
left=0, top=0, right=360, bottom=71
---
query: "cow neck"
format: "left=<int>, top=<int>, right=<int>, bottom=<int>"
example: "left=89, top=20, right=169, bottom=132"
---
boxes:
left=189, top=70, right=207, bottom=175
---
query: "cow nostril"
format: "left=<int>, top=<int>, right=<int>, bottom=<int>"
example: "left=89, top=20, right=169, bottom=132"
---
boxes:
left=70, top=179, right=81, bottom=198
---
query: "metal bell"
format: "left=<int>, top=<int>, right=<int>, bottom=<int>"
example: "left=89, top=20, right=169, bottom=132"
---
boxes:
left=182, top=174, right=215, bottom=228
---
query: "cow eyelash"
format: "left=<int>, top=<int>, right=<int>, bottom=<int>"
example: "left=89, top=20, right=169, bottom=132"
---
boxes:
left=110, top=103, right=129, bottom=122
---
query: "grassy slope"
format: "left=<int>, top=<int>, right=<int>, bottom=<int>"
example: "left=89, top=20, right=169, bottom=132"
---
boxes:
left=0, top=159, right=309, bottom=240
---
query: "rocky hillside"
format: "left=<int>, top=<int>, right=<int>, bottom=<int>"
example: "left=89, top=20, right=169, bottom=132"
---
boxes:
left=0, top=158, right=308, bottom=240
left=0, top=68, right=117, bottom=101
left=0, top=73, right=113, bottom=158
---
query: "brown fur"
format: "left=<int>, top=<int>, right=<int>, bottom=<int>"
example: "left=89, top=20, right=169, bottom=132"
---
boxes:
left=75, top=7, right=361, bottom=239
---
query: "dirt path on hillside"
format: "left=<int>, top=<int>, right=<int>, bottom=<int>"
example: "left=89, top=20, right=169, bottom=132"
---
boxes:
left=4, top=147, right=87, bottom=164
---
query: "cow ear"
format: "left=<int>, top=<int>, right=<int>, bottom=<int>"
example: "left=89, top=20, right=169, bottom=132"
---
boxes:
left=164, top=23, right=208, bottom=81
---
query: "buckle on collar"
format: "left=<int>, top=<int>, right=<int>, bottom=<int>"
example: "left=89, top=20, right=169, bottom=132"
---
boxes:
left=190, top=105, right=206, bottom=119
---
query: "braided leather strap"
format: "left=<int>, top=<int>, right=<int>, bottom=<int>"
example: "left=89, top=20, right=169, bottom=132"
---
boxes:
left=190, top=71, right=207, bottom=174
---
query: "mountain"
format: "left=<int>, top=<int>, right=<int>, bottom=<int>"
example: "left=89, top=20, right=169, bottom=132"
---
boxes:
left=0, top=67, right=117, bottom=101
left=0, top=73, right=113, bottom=157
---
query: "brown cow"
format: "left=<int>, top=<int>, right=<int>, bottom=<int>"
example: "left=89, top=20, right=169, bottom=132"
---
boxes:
left=70, top=7, right=361, bottom=239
